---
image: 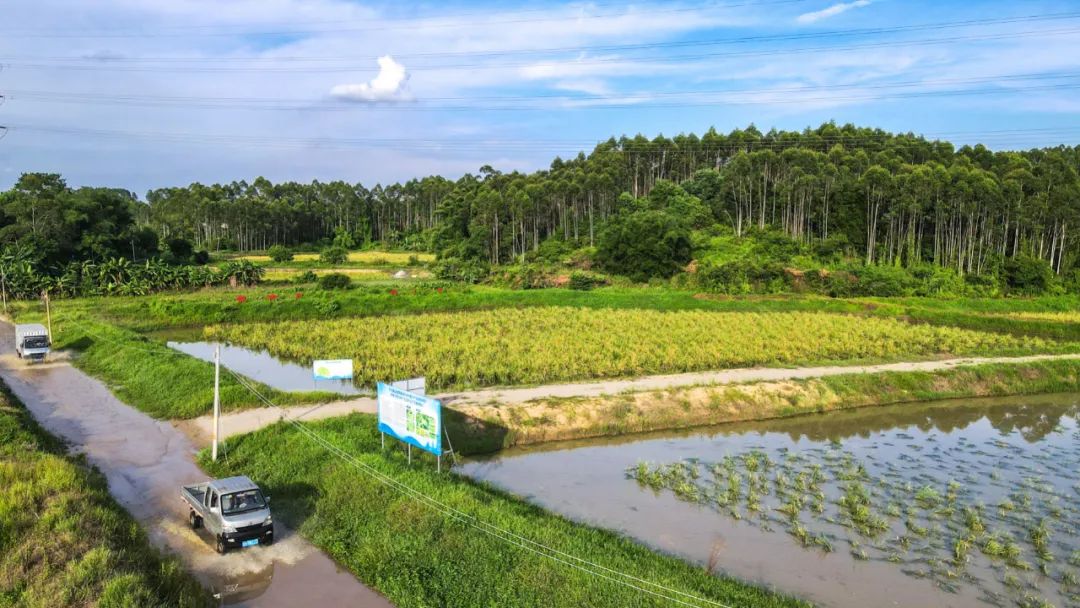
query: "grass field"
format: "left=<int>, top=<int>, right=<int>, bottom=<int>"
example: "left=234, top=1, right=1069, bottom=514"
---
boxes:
left=201, top=413, right=807, bottom=608
left=205, top=308, right=1054, bottom=389
left=0, top=380, right=210, bottom=607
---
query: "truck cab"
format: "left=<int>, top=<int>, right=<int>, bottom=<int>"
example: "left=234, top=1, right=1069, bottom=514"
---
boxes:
left=182, top=476, right=274, bottom=553
left=14, top=324, right=50, bottom=362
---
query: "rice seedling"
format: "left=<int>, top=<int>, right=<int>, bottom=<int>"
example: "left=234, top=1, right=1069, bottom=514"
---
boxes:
left=953, top=537, right=971, bottom=566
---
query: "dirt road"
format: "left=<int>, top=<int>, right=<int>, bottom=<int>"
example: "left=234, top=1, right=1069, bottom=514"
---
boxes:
left=0, top=323, right=391, bottom=607
left=182, top=352, right=1080, bottom=442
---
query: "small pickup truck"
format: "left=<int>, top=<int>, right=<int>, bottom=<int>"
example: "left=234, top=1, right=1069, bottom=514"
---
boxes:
left=14, top=324, right=50, bottom=362
left=182, top=476, right=274, bottom=553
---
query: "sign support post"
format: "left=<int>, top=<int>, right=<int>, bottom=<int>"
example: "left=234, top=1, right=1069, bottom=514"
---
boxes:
left=377, top=382, right=442, bottom=470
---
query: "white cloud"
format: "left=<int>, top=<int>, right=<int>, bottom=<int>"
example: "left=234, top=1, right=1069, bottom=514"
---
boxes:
left=330, top=55, right=412, bottom=102
left=796, top=0, right=872, bottom=24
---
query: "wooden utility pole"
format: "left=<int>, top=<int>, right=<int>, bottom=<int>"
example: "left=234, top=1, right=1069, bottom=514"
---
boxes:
left=212, top=344, right=221, bottom=461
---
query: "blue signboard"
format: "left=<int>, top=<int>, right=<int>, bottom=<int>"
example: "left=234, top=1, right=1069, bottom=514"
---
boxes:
left=377, top=382, right=442, bottom=456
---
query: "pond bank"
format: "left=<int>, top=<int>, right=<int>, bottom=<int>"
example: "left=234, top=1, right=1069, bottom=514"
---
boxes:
left=452, top=357, right=1080, bottom=453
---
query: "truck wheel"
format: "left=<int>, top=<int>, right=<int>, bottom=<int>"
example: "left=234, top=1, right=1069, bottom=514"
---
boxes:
left=215, top=536, right=226, bottom=554
left=189, top=511, right=202, bottom=530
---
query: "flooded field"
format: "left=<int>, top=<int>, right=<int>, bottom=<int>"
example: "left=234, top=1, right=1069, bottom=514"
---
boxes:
left=167, top=340, right=365, bottom=396
left=460, top=394, right=1080, bottom=608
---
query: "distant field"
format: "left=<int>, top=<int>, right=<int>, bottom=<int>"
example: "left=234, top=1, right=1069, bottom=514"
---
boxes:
left=204, top=309, right=1053, bottom=389
left=235, top=250, right=434, bottom=265
left=262, top=267, right=432, bottom=281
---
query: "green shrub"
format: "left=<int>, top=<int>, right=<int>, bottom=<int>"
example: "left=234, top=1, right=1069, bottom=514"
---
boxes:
left=320, top=246, right=348, bottom=265
left=851, top=265, right=917, bottom=297
left=268, top=244, right=293, bottom=262
left=319, top=272, right=351, bottom=289
left=597, top=210, right=691, bottom=281
left=293, top=270, right=317, bottom=284
left=1003, top=255, right=1055, bottom=295
left=568, top=270, right=608, bottom=290
left=432, top=257, right=491, bottom=284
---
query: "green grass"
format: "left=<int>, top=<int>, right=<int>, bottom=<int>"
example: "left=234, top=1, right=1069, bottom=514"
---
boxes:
left=29, top=313, right=339, bottom=419
left=16, top=286, right=866, bottom=332
left=200, top=414, right=808, bottom=608
left=0, top=380, right=210, bottom=607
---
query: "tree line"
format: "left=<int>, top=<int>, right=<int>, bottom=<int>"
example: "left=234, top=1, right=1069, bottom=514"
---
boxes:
left=133, top=123, right=1078, bottom=278
left=1, top=123, right=1078, bottom=295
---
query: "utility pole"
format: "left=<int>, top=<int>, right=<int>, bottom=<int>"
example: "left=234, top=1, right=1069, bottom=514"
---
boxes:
left=212, top=344, right=221, bottom=461
left=42, top=290, right=52, bottom=342
left=1, top=265, right=7, bottom=315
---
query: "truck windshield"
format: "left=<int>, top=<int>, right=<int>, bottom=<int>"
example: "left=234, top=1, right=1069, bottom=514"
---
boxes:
left=221, top=489, right=266, bottom=515
left=24, top=336, right=49, bottom=349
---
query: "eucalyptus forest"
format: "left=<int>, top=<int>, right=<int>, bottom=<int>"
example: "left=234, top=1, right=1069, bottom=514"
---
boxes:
left=2, top=123, right=1079, bottom=297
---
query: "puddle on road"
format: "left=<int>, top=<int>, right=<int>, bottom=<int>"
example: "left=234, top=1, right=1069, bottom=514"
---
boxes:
left=166, top=340, right=364, bottom=396
left=460, top=393, right=1080, bottom=608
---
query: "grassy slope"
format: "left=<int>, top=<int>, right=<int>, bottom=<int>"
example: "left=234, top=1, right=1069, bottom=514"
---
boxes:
left=201, top=414, right=807, bottom=608
left=450, top=358, right=1080, bottom=452
left=0, top=381, right=210, bottom=607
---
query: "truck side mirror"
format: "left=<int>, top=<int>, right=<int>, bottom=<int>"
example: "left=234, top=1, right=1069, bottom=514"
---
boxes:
left=265, top=496, right=271, bottom=504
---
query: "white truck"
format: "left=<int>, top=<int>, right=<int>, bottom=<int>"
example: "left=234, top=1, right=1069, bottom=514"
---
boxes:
left=14, top=324, right=50, bottom=362
left=182, top=476, right=274, bottom=553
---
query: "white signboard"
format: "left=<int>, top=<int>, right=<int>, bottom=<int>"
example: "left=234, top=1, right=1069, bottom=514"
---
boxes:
left=390, top=376, right=426, bottom=395
left=377, top=382, right=442, bottom=456
left=313, top=359, right=353, bottom=380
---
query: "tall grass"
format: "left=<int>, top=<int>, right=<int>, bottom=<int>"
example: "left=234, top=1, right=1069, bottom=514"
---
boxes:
left=0, top=381, right=210, bottom=607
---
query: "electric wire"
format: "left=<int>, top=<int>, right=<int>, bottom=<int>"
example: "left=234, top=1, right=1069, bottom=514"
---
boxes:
left=64, top=324, right=738, bottom=608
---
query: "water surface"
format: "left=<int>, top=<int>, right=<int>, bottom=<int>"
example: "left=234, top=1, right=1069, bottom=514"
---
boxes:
left=167, top=340, right=365, bottom=396
left=461, top=394, right=1080, bottom=608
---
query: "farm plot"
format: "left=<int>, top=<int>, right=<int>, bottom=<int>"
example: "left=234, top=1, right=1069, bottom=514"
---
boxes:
left=204, top=308, right=1053, bottom=390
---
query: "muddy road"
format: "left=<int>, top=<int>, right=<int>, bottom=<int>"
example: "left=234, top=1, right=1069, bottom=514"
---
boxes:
left=0, top=323, right=391, bottom=607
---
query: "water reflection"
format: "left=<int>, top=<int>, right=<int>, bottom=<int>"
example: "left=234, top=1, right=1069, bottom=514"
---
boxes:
left=460, top=393, right=1080, bottom=608
left=167, top=341, right=364, bottom=396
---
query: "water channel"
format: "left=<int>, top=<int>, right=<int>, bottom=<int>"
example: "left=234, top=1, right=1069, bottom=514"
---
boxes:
left=460, top=393, right=1080, bottom=608
left=166, top=339, right=365, bottom=396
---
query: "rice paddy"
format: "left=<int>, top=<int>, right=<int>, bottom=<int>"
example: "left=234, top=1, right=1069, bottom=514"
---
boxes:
left=204, top=309, right=1051, bottom=389
left=460, top=394, right=1080, bottom=608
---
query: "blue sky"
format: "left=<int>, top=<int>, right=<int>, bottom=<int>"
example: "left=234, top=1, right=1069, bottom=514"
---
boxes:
left=2, top=0, right=1080, bottom=193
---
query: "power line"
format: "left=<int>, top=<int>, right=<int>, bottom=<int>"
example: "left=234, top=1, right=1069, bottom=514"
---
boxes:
left=68, top=323, right=739, bottom=608
left=4, top=81, right=1080, bottom=116
left=222, top=368, right=737, bottom=608
left=6, top=70, right=1079, bottom=110
left=5, top=13, right=1079, bottom=71
left=4, top=123, right=1078, bottom=155
left=4, top=0, right=817, bottom=35
left=0, top=0, right=807, bottom=39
